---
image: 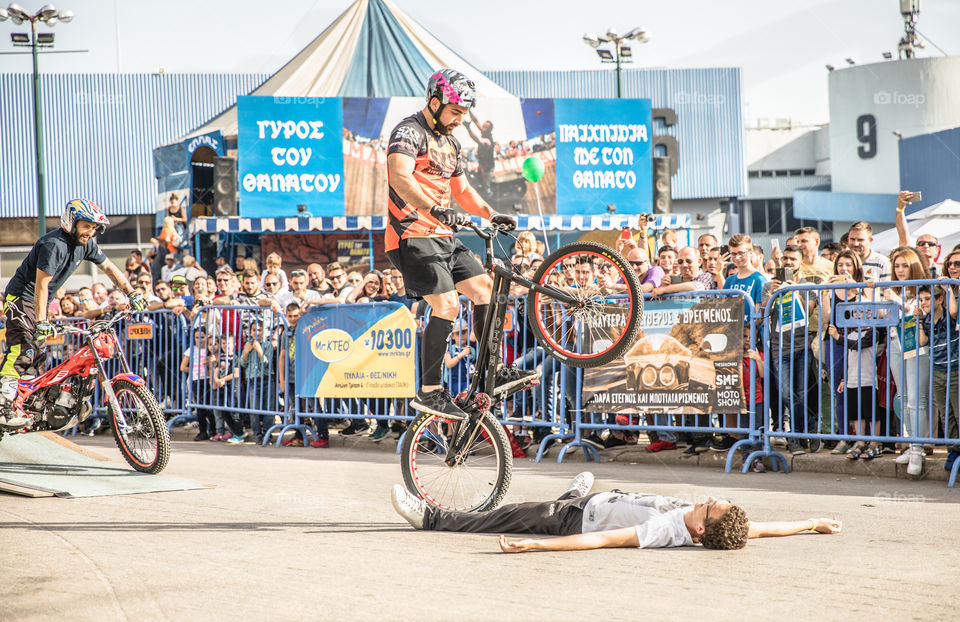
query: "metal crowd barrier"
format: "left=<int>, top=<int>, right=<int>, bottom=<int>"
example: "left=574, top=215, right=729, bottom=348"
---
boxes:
left=185, top=305, right=291, bottom=445
left=566, top=289, right=761, bottom=471
left=758, top=279, right=960, bottom=486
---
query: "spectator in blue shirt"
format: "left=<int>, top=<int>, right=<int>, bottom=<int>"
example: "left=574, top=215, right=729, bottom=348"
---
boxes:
left=723, top=234, right=767, bottom=308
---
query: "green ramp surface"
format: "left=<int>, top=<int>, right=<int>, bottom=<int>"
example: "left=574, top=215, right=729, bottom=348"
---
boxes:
left=0, top=432, right=204, bottom=498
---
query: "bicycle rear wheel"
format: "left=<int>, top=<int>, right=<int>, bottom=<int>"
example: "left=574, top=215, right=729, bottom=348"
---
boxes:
left=108, top=379, right=170, bottom=474
left=527, top=241, right=642, bottom=368
left=400, top=410, right=512, bottom=512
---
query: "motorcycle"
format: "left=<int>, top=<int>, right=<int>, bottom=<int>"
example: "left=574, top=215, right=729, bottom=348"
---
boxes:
left=0, top=309, right=170, bottom=474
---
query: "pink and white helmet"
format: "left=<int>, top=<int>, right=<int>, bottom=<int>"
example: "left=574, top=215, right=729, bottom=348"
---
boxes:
left=425, top=69, right=476, bottom=109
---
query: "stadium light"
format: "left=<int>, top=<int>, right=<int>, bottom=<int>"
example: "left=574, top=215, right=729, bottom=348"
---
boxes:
left=825, top=64, right=835, bottom=71
left=845, top=57, right=856, bottom=65
left=583, top=24, right=649, bottom=98
left=0, top=3, right=74, bottom=237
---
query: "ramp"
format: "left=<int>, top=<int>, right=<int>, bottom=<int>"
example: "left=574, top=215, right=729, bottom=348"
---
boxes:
left=0, top=432, right=205, bottom=498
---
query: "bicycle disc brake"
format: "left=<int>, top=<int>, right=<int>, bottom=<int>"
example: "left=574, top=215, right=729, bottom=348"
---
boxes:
left=454, top=391, right=491, bottom=414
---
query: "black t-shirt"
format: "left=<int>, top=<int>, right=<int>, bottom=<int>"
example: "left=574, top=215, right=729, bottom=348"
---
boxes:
left=6, top=228, right=106, bottom=302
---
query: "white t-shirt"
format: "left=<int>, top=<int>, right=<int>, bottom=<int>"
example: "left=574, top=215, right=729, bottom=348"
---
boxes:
left=581, top=492, right=695, bottom=548
left=862, top=249, right=891, bottom=282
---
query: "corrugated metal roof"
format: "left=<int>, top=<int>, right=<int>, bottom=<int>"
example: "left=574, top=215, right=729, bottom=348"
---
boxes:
left=485, top=68, right=747, bottom=200
left=0, top=73, right=267, bottom=219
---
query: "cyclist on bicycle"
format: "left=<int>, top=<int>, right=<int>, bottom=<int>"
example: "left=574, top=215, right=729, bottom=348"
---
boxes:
left=0, top=199, right=147, bottom=427
left=386, top=68, right=537, bottom=419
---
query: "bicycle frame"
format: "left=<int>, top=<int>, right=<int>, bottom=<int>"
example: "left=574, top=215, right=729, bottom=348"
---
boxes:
left=442, top=220, right=578, bottom=462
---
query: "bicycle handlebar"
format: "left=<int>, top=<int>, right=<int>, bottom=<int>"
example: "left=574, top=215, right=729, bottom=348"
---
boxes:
left=454, top=213, right=513, bottom=240
left=58, top=308, right=137, bottom=337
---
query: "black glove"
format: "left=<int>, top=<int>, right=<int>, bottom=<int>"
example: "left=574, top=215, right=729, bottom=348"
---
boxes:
left=128, top=290, right=147, bottom=311
left=490, top=212, right=517, bottom=231
left=430, top=205, right=458, bottom=227
left=36, top=321, right=57, bottom=341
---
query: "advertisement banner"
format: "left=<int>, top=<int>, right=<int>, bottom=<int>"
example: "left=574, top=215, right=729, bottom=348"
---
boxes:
left=554, top=98, right=652, bottom=214
left=237, top=96, right=345, bottom=217
left=295, top=302, right=416, bottom=398
left=582, top=296, right=745, bottom=414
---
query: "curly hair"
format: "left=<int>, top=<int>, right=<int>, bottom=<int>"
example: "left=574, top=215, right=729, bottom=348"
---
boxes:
left=700, top=505, right=749, bottom=550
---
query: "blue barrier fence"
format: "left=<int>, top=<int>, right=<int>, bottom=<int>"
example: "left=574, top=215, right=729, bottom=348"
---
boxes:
left=3, top=281, right=958, bottom=486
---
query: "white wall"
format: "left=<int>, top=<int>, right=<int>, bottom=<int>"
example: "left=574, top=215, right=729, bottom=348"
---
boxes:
left=829, top=57, right=960, bottom=194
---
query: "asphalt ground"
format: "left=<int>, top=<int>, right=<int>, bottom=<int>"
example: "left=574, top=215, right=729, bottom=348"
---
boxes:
left=1, top=435, right=959, bottom=621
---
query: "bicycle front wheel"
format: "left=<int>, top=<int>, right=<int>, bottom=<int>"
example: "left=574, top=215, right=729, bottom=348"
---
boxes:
left=400, top=410, right=512, bottom=512
left=108, top=379, right=171, bottom=474
left=527, top=241, right=642, bottom=368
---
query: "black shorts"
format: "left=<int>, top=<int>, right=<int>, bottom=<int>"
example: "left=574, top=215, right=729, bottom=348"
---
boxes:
left=387, top=237, right=485, bottom=299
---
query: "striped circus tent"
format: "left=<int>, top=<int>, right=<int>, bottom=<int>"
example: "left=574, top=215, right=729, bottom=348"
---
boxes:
left=180, top=0, right=515, bottom=140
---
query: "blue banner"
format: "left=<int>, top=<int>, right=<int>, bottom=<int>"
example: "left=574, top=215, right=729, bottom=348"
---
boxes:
left=237, top=96, right=345, bottom=217
left=554, top=99, right=652, bottom=214
left=295, top=302, right=416, bottom=398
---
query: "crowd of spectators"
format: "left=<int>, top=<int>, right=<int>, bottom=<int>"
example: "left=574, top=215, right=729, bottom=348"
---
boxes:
left=34, top=191, right=960, bottom=473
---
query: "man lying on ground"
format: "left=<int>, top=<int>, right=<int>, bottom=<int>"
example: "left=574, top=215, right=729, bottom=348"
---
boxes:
left=391, top=472, right=841, bottom=552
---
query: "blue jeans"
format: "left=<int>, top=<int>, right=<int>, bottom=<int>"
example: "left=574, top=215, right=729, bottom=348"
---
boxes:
left=541, top=356, right=578, bottom=425
left=246, top=374, right=278, bottom=436
left=772, top=349, right=817, bottom=436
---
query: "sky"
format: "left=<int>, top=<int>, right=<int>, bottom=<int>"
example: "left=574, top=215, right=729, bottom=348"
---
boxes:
left=1, top=0, right=958, bottom=126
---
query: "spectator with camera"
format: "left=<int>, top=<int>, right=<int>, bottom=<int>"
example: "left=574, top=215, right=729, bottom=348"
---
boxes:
left=894, top=190, right=941, bottom=276
left=761, top=245, right=821, bottom=455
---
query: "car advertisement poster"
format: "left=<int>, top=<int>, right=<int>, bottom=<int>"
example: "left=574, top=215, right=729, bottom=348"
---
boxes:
left=582, top=296, right=746, bottom=414
left=295, top=302, right=416, bottom=398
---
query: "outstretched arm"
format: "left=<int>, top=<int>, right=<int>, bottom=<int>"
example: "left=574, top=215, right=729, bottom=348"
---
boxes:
left=896, top=190, right=912, bottom=247
left=498, top=527, right=639, bottom=553
left=747, top=518, right=842, bottom=539
left=100, top=258, right=133, bottom=295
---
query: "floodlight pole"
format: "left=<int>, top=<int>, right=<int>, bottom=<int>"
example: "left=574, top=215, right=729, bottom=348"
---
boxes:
left=30, top=18, right=46, bottom=237
left=614, top=42, right=622, bottom=99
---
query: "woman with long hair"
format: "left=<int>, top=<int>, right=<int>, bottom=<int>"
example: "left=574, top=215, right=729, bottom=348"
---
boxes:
left=822, top=250, right=881, bottom=459
left=345, top=270, right=388, bottom=303
left=883, top=246, right=931, bottom=473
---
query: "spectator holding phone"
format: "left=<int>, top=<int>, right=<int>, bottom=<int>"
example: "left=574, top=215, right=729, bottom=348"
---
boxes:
left=884, top=247, right=931, bottom=475
left=917, top=285, right=960, bottom=472
left=895, top=190, right=941, bottom=276
left=761, top=245, right=820, bottom=455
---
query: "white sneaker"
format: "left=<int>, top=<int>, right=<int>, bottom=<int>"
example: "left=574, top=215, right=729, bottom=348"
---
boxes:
left=907, top=447, right=924, bottom=476
left=895, top=449, right=912, bottom=464
left=565, top=472, right=595, bottom=498
left=391, top=484, right=426, bottom=530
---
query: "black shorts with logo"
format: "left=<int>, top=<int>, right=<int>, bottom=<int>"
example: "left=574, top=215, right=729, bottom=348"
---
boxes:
left=387, top=237, right=485, bottom=299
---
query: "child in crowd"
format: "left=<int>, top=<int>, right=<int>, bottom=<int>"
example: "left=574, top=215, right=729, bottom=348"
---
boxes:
left=918, top=285, right=960, bottom=471
left=261, top=252, right=289, bottom=292
left=240, top=318, right=277, bottom=445
left=210, top=334, right=244, bottom=444
left=444, top=318, right=474, bottom=398
left=181, top=327, right=214, bottom=441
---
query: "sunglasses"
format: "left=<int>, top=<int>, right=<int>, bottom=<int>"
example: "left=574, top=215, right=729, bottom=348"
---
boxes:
left=329, top=273, right=346, bottom=280
left=677, top=258, right=696, bottom=265
left=629, top=260, right=648, bottom=267
left=291, top=270, right=307, bottom=277
left=917, top=240, right=939, bottom=247
left=946, top=261, right=960, bottom=268
left=264, top=282, right=280, bottom=287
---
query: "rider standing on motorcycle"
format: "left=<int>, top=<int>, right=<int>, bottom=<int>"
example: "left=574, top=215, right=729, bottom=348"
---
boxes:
left=0, top=199, right=146, bottom=427
left=385, top=68, right=535, bottom=420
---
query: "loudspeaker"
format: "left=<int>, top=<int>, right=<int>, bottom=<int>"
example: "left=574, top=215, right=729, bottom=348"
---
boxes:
left=213, top=157, right=237, bottom=217
left=652, top=156, right=672, bottom=214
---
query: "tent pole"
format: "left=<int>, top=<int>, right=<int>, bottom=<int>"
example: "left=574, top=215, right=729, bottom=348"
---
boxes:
left=368, top=229, right=374, bottom=270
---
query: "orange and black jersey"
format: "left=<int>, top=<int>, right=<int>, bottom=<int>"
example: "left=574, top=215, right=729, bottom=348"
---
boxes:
left=385, top=111, right=464, bottom=252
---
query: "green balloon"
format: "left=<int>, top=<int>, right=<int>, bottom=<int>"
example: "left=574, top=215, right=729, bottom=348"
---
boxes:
left=521, top=156, right=545, bottom=183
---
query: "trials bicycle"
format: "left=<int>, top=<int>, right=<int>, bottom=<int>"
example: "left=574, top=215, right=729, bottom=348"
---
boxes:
left=399, top=215, right=642, bottom=512
left=0, top=309, right=170, bottom=474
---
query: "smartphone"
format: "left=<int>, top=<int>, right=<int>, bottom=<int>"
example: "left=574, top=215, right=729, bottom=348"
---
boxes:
left=771, top=238, right=780, bottom=254
left=775, top=267, right=794, bottom=282
left=720, top=244, right=729, bottom=256
left=906, top=191, right=922, bottom=202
